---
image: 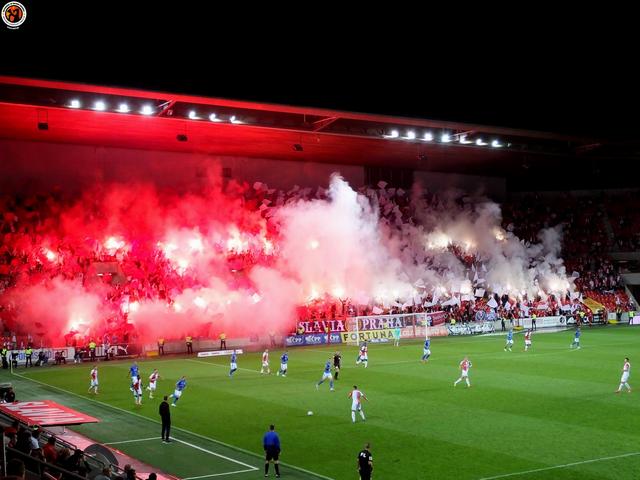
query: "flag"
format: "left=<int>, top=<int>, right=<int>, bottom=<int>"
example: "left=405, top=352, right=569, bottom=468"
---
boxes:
left=487, top=298, right=498, bottom=309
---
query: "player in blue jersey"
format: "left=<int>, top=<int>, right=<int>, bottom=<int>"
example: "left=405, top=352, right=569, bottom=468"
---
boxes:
left=421, top=338, right=431, bottom=363
left=169, top=376, right=187, bottom=407
left=504, top=329, right=514, bottom=352
left=570, top=327, right=581, bottom=349
left=277, top=351, right=288, bottom=377
left=129, top=361, right=139, bottom=383
left=316, top=359, right=335, bottom=391
left=229, top=350, right=238, bottom=377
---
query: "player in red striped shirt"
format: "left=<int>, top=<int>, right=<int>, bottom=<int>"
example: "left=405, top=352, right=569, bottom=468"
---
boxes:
left=453, top=357, right=472, bottom=388
left=88, top=366, right=98, bottom=394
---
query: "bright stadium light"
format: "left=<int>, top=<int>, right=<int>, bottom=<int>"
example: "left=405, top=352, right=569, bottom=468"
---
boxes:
left=188, top=110, right=199, bottom=119
left=140, top=105, right=154, bottom=115
left=441, top=133, right=452, bottom=143
left=405, top=131, right=416, bottom=140
left=491, top=139, right=503, bottom=148
left=383, top=130, right=400, bottom=139
left=475, top=138, right=488, bottom=146
left=423, top=132, right=434, bottom=141
left=94, top=101, right=106, bottom=111
left=209, top=113, right=221, bottom=122
left=117, top=103, right=130, bottom=113
left=459, top=134, right=472, bottom=144
left=69, top=99, right=81, bottom=109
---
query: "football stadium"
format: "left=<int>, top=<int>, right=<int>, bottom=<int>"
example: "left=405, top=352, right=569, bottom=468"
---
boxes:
left=0, top=67, right=639, bottom=480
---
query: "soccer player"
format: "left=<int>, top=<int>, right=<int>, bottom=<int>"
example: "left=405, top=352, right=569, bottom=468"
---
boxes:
left=570, top=327, right=581, bottom=349
left=393, top=327, right=401, bottom=347
left=261, top=349, right=270, bottom=375
left=169, top=376, right=187, bottom=406
left=277, top=351, right=288, bottom=377
left=316, top=358, right=335, bottom=391
left=504, top=329, right=514, bottom=352
left=333, top=351, right=342, bottom=380
left=453, top=356, right=472, bottom=388
left=129, top=361, right=139, bottom=383
left=132, top=375, right=143, bottom=405
left=349, top=385, right=367, bottom=423
left=524, top=329, right=532, bottom=352
left=88, top=365, right=98, bottom=394
left=615, top=357, right=632, bottom=393
left=356, top=342, right=368, bottom=368
left=147, top=369, right=160, bottom=399
left=357, top=443, right=373, bottom=480
left=229, top=350, right=238, bottom=377
left=421, top=338, right=431, bottom=363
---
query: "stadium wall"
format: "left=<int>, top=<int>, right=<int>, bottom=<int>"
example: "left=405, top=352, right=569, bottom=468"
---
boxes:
left=0, top=139, right=365, bottom=192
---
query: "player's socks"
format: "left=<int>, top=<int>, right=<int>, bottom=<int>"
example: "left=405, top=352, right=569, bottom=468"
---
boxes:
left=335, top=371, right=339, bottom=379
left=274, top=464, right=280, bottom=476
left=465, top=378, right=471, bottom=387
left=351, top=411, right=356, bottom=423
left=360, top=411, right=365, bottom=421
left=329, top=380, right=334, bottom=390
left=364, top=361, right=368, bottom=368
left=265, top=463, right=269, bottom=475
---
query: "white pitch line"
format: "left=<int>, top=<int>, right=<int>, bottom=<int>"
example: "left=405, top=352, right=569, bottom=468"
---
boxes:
left=477, top=451, right=640, bottom=480
left=105, top=437, right=160, bottom=445
left=182, top=468, right=257, bottom=479
left=12, top=371, right=333, bottom=479
left=172, top=438, right=257, bottom=471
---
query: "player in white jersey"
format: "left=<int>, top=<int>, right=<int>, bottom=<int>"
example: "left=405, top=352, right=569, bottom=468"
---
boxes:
left=615, top=357, right=632, bottom=393
left=147, top=369, right=159, bottom=399
left=524, top=330, right=532, bottom=352
left=88, top=366, right=99, bottom=394
left=356, top=342, right=368, bottom=368
left=132, top=375, right=143, bottom=405
left=453, top=356, right=472, bottom=388
left=348, top=385, right=368, bottom=423
left=260, top=349, right=271, bottom=374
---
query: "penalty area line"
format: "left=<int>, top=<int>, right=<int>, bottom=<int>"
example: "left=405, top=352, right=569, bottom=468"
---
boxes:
left=477, top=451, right=640, bottom=479
left=182, top=469, right=257, bottom=479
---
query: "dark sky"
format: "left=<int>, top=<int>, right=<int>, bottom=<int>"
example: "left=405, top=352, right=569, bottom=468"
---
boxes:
left=2, top=2, right=637, bottom=140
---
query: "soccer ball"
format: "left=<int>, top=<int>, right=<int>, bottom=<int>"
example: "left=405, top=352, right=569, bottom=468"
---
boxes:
left=307, top=411, right=313, bottom=416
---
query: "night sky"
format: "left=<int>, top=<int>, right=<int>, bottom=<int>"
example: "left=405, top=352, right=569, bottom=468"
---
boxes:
left=1, top=2, right=637, bottom=141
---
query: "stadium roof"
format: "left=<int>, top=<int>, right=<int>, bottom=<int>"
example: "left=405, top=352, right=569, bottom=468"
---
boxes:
left=0, top=76, right=630, bottom=179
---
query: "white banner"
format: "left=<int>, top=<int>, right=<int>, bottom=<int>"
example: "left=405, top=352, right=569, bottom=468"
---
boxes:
left=197, top=349, right=244, bottom=358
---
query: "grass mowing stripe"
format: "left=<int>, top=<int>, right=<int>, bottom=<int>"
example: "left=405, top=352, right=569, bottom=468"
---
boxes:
left=477, top=451, right=640, bottom=479
left=11, top=370, right=334, bottom=480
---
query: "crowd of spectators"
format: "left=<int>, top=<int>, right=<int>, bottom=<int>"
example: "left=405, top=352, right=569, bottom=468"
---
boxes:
left=1, top=183, right=638, bottom=345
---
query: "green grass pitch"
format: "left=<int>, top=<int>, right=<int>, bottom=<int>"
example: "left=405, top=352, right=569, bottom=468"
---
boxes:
left=5, top=327, right=640, bottom=479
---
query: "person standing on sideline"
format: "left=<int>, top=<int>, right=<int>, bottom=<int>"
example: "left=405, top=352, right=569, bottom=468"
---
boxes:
left=24, top=346, right=33, bottom=367
left=615, top=357, right=632, bottom=393
left=89, top=339, right=97, bottom=361
left=263, top=424, right=281, bottom=478
left=357, top=443, right=373, bottom=480
left=159, top=395, right=171, bottom=442
left=186, top=335, right=193, bottom=354
left=219, top=332, right=226, bottom=350
left=531, top=313, right=537, bottom=331
left=157, top=338, right=165, bottom=356
left=393, top=326, right=401, bottom=347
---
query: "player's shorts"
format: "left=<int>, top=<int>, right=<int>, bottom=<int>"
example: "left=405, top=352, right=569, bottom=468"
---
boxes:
left=351, top=402, right=362, bottom=411
left=461, top=371, right=469, bottom=377
left=359, top=468, right=372, bottom=480
left=262, top=361, right=269, bottom=367
left=90, top=380, right=98, bottom=387
left=359, top=355, right=368, bottom=361
left=173, top=389, right=182, bottom=398
left=133, top=387, right=142, bottom=396
left=265, top=447, right=280, bottom=461
left=525, top=340, right=531, bottom=346
left=333, top=363, right=340, bottom=370
left=148, top=381, right=157, bottom=390
left=507, top=340, right=513, bottom=345
left=280, top=363, right=288, bottom=371
left=322, top=372, right=332, bottom=380
left=230, top=362, right=237, bottom=370
left=423, top=349, right=431, bottom=356
left=621, top=372, right=630, bottom=383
